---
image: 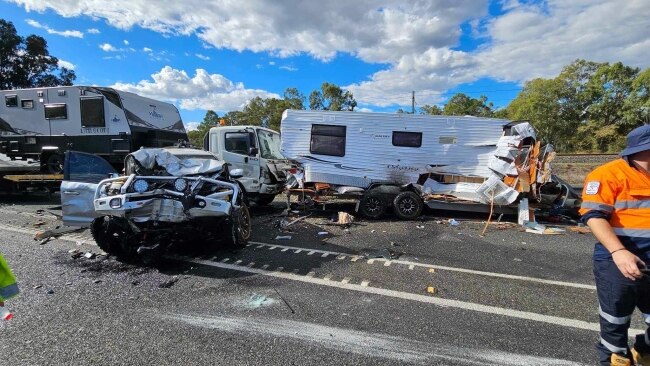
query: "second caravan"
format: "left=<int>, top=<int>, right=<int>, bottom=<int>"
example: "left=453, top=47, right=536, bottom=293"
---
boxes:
left=280, top=109, right=569, bottom=219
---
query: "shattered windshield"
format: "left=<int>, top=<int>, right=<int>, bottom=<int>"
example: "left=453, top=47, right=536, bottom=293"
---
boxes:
left=257, top=129, right=284, bottom=160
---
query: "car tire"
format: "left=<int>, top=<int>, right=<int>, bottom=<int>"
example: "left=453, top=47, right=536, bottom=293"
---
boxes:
left=358, top=192, right=386, bottom=219
left=251, top=193, right=275, bottom=206
left=91, top=216, right=138, bottom=262
left=45, top=153, right=64, bottom=174
left=223, top=203, right=251, bottom=248
left=392, top=191, right=423, bottom=220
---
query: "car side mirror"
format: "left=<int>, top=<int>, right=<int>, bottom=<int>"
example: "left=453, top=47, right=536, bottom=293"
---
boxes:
left=230, top=168, right=244, bottom=178
left=248, top=147, right=258, bottom=156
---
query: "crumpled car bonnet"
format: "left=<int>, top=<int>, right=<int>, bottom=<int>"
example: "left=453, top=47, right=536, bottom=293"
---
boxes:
left=128, top=148, right=224, bottom=177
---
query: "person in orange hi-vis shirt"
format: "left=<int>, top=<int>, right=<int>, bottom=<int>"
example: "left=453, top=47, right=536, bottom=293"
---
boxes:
left=580, top=124, right=650, bottom=366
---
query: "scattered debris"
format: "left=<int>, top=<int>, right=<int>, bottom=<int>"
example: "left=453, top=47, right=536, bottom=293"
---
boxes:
left=514, top=258, right=523, bottom=262
left=84, top=252, right=96, bottom=259
left=390, top=241, right=400, bottom=247
left=361, top=248, right=401, bottom=260
left=68, top=249, right=83, bottom=259
left=428, top=268, right=436, bottom=273
left=523, top=221, right=566, bottom=235
left=279, top=214, right=311, bottom=229
left=274, top=288, right=295, bottom=314
left=448, top=219, right=460, bottom=226
left=34, top=226, right=84, bottom=243
left=569, top=226, right=592, bottom=234
left=33, top=285, right=42, bottom=290
left=317, top=231, right=329, bottom=236
left=93, top=279, right=102, bottom=284
left=275, top=235, right=292, bottom=240
left=416, top=225, right=425, bottom=229
left=247, top=293, right=274, bottom=308
left=337, top=212, right=354, bottom=226
left=46, top=289, right=54, bottom=294
left=370, top=230, right=376, bottom=233
left=426, top=286, right=438, bottom=295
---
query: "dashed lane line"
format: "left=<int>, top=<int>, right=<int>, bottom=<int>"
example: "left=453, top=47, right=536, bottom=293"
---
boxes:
left=173, top=255, right=643, bottom=338
left=249, top=241, right=596, bottom=290
left=0, top=224, right=596, bottom=292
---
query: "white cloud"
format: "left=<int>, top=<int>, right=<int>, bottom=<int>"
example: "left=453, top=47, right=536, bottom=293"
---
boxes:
left=111, top=66, right=280, bottom=112
left=184, top=121, right=200, bottom=131
left=279, top=65, right=297, bottom=72
left=99, top=43, right=117, bottom=52
left=12, top=0, right=650, bottom=109
left=123, top=39, right=129, bottom=45
left=57, top=59, right=76, bottom=70
left=195, top=53, right=210, bottom=61
left=87, top=28, right=100, bottom=34
left=143, top=47, right=153, bottom=53
left=25, top=18, right=83, bottom=38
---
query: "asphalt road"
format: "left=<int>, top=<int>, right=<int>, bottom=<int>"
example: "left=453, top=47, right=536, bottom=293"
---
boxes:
left=0, top=196, right=640, bottom=365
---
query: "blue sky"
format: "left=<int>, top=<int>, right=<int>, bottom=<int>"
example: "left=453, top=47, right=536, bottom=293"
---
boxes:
left=1, top=1, right=648, bottom=129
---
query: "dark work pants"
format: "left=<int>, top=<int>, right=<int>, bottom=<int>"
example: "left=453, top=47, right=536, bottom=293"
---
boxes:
left=594, top=259, right=650, bottom=365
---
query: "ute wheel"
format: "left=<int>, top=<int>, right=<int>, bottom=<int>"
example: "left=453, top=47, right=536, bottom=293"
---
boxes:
left=358, top=192, right=386, bottom=219
left=91, top=216, right=138, bottom=261
left=45, top=153, right=64, bottom=174
left=251, top=193, right=276, bottom=206
left=223, top=203, right=251, bottom=248
left=393, top=191, right=423, bottom=220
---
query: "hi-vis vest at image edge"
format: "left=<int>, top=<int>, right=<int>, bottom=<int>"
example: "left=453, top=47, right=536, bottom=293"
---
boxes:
left=0, top=253, right=19, bottom=301
left=579, top=159, right=650, bottom=259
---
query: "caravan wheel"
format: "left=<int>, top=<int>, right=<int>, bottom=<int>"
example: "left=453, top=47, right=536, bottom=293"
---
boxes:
left=393, top=191, right=423, bottom=220
left=359, top=193, right=386, bottom=219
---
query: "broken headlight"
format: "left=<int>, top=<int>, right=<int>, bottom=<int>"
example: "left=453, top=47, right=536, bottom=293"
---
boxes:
left=133, top=179, right=149, bottom=193
left=174, top=178, right=188, bottom=192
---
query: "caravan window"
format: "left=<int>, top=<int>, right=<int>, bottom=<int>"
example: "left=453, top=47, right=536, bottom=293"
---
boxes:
left=80, top=97, right=105, bottom=127
left=21, top=99, right=34, bottom=109
left=225, top=132, right=252, bottom=155
left=392, top=131, right=422, bottom=148
left=44, top=104, right=68, bottom=120
left=5, top=95, right=18, bottom=107
left=310, top=124, right=346, bottom=157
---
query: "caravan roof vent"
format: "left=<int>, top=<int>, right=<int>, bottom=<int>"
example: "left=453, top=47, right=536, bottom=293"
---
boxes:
left=37, top=91, right=43, bottom=97
left=57, top=89, right=66, bottom=96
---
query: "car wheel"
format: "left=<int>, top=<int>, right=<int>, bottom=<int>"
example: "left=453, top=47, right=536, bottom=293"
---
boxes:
left=392, top=191, right=423, bottom=220
left=358, top=192, right=386, bottom=219
left=91, top=216, right=138, bottom=262
left=223, top=203, right=251, bottom=248
left=45, top=153, right=64, bottom=174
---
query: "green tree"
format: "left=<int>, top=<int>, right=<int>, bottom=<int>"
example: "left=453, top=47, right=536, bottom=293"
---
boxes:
left=0, top=19, right=75, bottom=89
left=418, top=104, right=443, bottom=115
left=187, top=110, right=220, bottom=148
left=501, top=59, right=647, bottom=152
left=309, top=82, right=357, bottom=111
left=442, top=93, right=493, bottom=117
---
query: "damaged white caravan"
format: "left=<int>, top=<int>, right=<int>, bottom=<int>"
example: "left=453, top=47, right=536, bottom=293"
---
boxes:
left=280, top=110, right=576, bottom=219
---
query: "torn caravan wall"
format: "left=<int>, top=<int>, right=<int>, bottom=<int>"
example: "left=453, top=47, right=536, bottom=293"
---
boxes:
left=423, top=122, right=555, bottom=206
left=280, top=110, right=510, bottom=189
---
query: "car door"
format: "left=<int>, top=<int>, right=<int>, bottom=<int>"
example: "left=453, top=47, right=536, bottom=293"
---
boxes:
left=222, top=130, right=261, bottom=191
left=60, top=151, right=117, bottom=227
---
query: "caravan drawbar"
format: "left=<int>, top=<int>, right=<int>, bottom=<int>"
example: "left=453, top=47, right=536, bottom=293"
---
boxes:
left=0, top=86, right=188, bottom=173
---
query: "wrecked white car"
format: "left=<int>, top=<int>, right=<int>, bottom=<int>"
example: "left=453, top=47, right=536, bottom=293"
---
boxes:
left=61, top=148, right=251, bottom=261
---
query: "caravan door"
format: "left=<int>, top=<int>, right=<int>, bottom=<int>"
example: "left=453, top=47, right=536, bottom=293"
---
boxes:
left=222, top=130, right=261, bottom=191
left=60, top=151, right=117, bottom=227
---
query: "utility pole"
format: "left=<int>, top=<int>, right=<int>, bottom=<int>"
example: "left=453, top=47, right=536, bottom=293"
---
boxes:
left=411, top=91, right=415, bottom=114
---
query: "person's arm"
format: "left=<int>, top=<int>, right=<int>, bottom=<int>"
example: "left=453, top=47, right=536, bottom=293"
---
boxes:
left=587, top=217, right=645, bottom=280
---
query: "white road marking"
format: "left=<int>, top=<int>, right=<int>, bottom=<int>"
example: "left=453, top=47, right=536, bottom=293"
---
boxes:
left=307, top=251, right=315, bottom=255
left=175, top=256, right=644, bottom=338
left=221, top=258, right=230, bottom=263
left=246, top=262, right=255, bottom=268
left=323, top=275, right=332, bottom=281
left=164, top=312, right=587, bottom=366
left=261, top=264, right=270, bottom=270
left=247, top=240, right=596, bottom=290
left=306, top=271, right=316, bottom=277
left=384, top=261, right=392, bottom=267
left=367, top=259, right=375, bottom=264
left=341, top=277, right=351, bottom=284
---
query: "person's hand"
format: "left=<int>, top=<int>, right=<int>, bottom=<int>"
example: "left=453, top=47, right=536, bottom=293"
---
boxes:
left=612, top=250, right=645, bottom=280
